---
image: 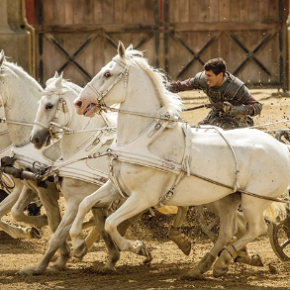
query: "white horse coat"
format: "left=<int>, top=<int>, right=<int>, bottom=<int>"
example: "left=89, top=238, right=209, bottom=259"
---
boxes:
left=0, top=51, right=61, bottom=240
left=70, top=42, right=290, bottom=278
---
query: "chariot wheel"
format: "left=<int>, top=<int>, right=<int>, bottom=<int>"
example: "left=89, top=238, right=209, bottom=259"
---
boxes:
left=268, top=215, right=290, bottom=262
left=275, top=130, right=290, bottom=145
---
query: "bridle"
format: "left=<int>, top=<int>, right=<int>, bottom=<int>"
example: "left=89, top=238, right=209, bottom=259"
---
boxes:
left=34, top=91, right=70, bottom=141
left=85, top=57, right=129, bottom=114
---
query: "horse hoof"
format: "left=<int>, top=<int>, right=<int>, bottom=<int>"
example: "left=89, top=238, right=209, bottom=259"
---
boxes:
left=213, top=250, right=232, bottom=278
left=249, top=253, right=263, bottom=267
left=101, top=266, right=116, bottom=273
left=168, top=228, right=191, bottom=256
left=48, top=265, right=66, bottom=272
left=30, top=227, right=41, bottom=239
left=213, top=266, right=229, bottom=278
left=15, top=270, right=28, bottom=276
left=73, top=242, right=88, bottom=259
left=134, top=240, right=152, bottom=261
left=15, top=267, right=37, bottom=276
left=143, top=254, right=153, bottom=267
left=180, top=265, right=205, bottom=281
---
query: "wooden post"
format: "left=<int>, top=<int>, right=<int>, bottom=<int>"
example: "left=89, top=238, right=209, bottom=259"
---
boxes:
left=0, top=0, right=35, bottom=76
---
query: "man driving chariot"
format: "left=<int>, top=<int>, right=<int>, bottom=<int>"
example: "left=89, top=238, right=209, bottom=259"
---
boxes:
left=167, top=58, right=262, bottom=130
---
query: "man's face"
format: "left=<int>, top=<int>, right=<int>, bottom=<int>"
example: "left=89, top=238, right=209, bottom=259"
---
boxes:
left=205, top=70, right=223, bottom=87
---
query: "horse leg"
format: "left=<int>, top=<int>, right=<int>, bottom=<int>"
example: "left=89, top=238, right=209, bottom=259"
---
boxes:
left=213, top=197, right=269, bottom=277
left=91, top=207, right=145, bottom=271
left=0, top=181, right=38, bottom=239
left=168, top=206, right=191, bottom=255
left=70, top=181, right=123, bottom=256
left=87, top=208, right=120, bottom=271
left=11, top=185, right=47, bottom=229
left=183, top=194, right=241, bottom=279
left=104, top=194, right=161, bottom=265
left=16, top=198, right=80, bottom=275
left=233, top=211, right=263, bottom=267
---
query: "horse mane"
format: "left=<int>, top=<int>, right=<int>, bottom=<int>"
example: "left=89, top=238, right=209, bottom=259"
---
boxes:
left=122, top=49, right=183, bottom=114
left=1, top=61, right=43, bottom=92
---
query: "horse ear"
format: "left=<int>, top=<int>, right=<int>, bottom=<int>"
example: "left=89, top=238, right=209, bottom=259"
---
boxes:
left=55, top=72, right=63, bottom=90
left=0, top=50, right=5, bottom=67
left=53, top=71, right=59, bottom=78
left=118, top=41, right=126, bottom=58
left=126, top=44, right=133, bottom=51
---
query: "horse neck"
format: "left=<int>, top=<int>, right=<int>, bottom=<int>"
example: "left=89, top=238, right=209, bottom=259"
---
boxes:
left=116, top=67, right=161, bottom=145
left=3, top=73, right=42, bottom=147
left=61, top=101, right=107, bottom=159
left=0, top=107, right=12, bottom=151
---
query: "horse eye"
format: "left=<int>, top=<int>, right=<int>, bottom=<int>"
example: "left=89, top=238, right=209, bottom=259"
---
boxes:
left=45, top=103, right=53, bottom=110
left=104, top=71, right=112, bottom=78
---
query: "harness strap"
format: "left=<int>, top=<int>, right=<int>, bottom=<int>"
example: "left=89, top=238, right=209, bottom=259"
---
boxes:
left=109, top=155, right=127, bottom=199
left=53, top=172, right=62, bottom=192
left=182, top=123, right=193, bottom=176
left=212, top=127, right=240, bottom=191
left=159, top=171, right=185, bottom=207
left=190, top=169, right=290, bottom=204
left=220, top=245, right=238, bottom=260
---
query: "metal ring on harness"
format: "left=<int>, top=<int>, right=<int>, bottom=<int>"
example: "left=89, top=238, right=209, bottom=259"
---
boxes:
left=0, top=171, right=15, bottom=193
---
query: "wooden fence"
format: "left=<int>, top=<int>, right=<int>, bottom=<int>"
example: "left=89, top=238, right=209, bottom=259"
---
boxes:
left=33, top=0, right=288, bottom=90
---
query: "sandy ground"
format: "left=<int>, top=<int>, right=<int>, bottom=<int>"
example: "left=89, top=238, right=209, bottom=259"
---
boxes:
left=0, top=89, right=290, bottom=290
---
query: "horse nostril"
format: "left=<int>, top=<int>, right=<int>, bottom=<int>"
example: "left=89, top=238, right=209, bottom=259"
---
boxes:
left=74, top=100, right=82, bottom=108
left=32, top=137, right=40, bottom=145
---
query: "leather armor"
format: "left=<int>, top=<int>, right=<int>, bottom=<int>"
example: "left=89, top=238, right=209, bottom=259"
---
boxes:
left=191, top=72, right=261, bottom=129
left=191, top=71, right=250, bottom=105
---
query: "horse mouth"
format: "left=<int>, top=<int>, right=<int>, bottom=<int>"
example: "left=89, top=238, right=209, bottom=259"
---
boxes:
left=83, top=103, right=96, bottom=116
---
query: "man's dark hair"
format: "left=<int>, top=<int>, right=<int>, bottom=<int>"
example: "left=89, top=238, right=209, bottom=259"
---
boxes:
left=204, top=58, right=226, bottom=76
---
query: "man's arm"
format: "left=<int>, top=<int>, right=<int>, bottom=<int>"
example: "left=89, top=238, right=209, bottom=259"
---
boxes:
left=223, top=87, right=262, bottom=117
left=166, top=78, right=199, bottom=93
left=243, top=95, right=262, bottom=116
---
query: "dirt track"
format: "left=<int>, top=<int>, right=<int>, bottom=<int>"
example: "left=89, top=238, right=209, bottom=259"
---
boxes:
left=0, top=89, right=290, bottom=290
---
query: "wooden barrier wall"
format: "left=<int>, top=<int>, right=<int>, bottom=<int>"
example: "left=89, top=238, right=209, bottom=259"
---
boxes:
left=34, top=0, right=288, bottom=90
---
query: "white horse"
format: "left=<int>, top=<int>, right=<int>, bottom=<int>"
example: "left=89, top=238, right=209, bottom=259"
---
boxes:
left=24, top=74, right=192, bottom=275
left=0, top=106, right=13, bottom=199
left=71, top=41, right=290, bottom=278
left=0, top=51, right=57, bottom=239
left=0, top=53, right=101, bottom=274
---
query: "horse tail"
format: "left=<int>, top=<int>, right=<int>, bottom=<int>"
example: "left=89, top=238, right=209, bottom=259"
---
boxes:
left=263, top=192, right=288, bottom=224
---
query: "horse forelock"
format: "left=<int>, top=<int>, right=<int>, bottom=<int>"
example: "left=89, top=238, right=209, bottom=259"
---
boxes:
left=121, top=51, right=182, bottom=114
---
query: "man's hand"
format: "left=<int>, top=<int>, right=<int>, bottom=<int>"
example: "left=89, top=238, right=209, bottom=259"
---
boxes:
left=165, top=82, right=177, bottom=93
left=222, top=102, right=249, bottom=117
left=223, top=101, right=232, bottom=113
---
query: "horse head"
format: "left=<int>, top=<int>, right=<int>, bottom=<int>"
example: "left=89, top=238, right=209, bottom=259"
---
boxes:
left=30, top=73, right=80, bottom=149
left=73, top=41, right=139, bottom=118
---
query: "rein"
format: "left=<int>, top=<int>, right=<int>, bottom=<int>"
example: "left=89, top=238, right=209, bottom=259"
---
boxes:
left=98, top=105, right=183, bottom=123
left=33, top=93, right=117, bottom=138
left=83, top=57, right=290, bottom=205
left=0, top=117, right=34, bottom=127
